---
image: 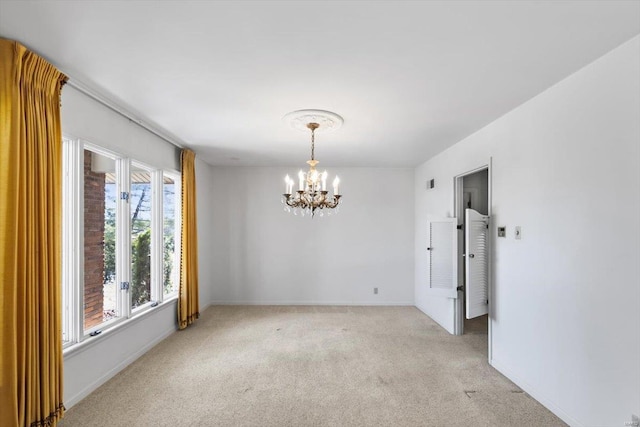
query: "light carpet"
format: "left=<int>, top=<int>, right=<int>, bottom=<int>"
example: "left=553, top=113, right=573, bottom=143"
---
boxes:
left=61, top=306, right=565, bottom=426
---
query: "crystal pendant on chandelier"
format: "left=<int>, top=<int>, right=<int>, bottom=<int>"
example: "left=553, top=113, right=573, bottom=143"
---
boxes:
left=282, top=111, right=343, bottom=218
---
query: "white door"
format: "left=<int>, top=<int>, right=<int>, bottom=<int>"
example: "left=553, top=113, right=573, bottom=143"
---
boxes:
left=426, top=217, right=458, bottom=299
left=465, top=209, right=489, bottom=319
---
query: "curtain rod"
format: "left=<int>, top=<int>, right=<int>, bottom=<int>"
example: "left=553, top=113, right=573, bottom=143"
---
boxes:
left=66, top=79, right=185, bottom=150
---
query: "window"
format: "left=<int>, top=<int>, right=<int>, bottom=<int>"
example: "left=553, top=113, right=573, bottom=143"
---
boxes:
left=163, top=173, right=180, bottom=297
left=130, top=166, right=153, bottom=310
left=84, top=149, right=120, bottom=331
left=62, top=138, right=180, bottom=348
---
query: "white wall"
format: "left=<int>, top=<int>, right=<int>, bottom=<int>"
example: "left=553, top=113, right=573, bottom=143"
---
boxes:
left=62, top=87, right=180, bottom=171
left=414, top=36, right=640, bottom=426
left=61, top=86, right=216, bottom=407
left=195, top=157, right=215, bottom=307
left=209, top=167, right=415, bottom=305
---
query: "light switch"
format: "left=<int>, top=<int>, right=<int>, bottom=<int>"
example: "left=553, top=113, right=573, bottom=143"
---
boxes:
left=515, top=226, right=522, bottom=240
left=498, top=227, right=506, bottom=237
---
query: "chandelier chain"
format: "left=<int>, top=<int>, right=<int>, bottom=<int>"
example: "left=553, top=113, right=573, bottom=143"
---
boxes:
left=311, top=127, right=315, bottom=161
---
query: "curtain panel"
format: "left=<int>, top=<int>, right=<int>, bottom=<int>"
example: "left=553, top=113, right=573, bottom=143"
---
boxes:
left=178, top=149, right=199, bottom=329
left=0, top=39, right=68, bottom=426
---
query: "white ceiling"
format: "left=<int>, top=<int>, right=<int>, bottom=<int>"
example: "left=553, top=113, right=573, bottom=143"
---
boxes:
left=1, top=1, right=638, bottom=167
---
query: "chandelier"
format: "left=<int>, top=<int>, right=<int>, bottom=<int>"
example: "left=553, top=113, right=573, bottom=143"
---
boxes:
left=282, top=110, right=343, bottom=218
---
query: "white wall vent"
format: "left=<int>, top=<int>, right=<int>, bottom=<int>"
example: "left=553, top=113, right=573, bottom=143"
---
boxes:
left=426, top=178, right=435, bottom=190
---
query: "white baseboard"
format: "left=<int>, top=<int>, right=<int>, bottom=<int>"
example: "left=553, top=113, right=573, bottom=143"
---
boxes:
left=65, top=325, right=176, bottom=409
left=208, top=300, right=414, bottom=306
left=490, top=358, right=583, bottom=427
left=66, top=300, right=214, bottom=408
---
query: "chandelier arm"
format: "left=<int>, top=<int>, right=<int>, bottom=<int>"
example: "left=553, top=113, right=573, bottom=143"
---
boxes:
left=284, top=196, right=297, bottom=208
left=324, top=195, right=342, bottom=208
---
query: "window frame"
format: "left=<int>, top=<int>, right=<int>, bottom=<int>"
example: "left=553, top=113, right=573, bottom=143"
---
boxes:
left=161, top=170, right=181, bottom=299
left=129, top=160, right=155, bottom=315
left=62, top=136, right=181, bottom=350
left=62, top=136, right=81, bottom=348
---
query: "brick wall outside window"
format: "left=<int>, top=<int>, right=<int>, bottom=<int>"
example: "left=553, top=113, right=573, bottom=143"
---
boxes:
left=84, top=150, right=105, bottom=329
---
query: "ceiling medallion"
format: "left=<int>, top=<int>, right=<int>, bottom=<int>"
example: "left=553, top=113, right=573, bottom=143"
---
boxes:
left=283, top=109, right=343, bottom=133
left=282, top=110, right=343, bottom=218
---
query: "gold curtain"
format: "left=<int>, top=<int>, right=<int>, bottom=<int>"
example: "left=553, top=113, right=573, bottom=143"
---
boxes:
left=0, top=40, right=68, bottom=427
left=178, top=149, right=199, bottom=329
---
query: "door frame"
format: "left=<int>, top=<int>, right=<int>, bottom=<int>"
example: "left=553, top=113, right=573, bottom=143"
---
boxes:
left=452, top=158, right=493, bottom=362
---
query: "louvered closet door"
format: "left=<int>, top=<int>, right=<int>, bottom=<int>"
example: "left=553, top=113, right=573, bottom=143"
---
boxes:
left=465, top=209, right=489, bottom=319
left=427, top=218, right=458, bottom=298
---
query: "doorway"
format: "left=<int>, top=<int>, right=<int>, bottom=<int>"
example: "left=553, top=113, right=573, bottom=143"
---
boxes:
left=453, top=165, right=491, bottom=356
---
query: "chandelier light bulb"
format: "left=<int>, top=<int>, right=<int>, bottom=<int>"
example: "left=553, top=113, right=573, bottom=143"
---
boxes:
left=285, top=175, right=295, bottom=194
left=333, top=176, right=340, bottom=195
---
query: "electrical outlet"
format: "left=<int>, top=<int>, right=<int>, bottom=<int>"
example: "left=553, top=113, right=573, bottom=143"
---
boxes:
left=515, top=226, right=522, bottom=240
left=373, top=287, right=378, bottom=295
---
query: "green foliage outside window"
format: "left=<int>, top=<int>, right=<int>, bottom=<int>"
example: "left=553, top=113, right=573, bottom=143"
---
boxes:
left=131, top=229, right=151, bottom=307
left=102, top=181, right=176, bottom=304
left=163, top=227, right=175, bottom=294
left=103, top=209, right=116, bottom=285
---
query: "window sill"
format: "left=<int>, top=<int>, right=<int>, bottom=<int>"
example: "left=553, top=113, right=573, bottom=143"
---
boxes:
left=63, top=296, right=178, bottom=359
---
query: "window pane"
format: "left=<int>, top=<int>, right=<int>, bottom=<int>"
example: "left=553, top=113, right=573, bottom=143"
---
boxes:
left=84, top=149, right=118, bottom=330
left=131, top=169, right=152, bottom=309
left=163, top=175, right=177, bottom=296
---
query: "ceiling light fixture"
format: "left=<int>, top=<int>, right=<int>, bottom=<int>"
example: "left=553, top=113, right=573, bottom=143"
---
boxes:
left=282, top=110, right=343, bottom=218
